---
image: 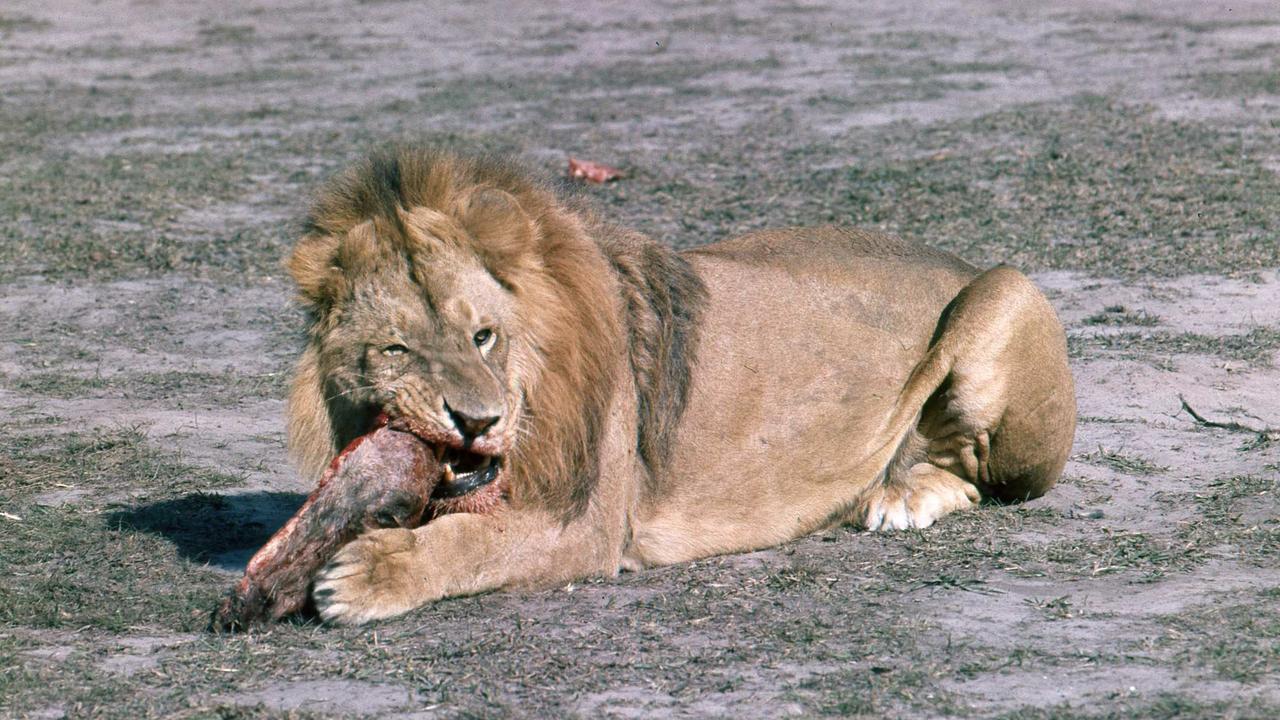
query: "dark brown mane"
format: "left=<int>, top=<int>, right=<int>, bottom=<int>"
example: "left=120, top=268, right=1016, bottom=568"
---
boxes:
left=598, top=224, right=708, bottom=497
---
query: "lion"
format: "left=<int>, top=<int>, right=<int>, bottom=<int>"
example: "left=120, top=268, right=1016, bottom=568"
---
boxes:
left=284, top=147, right=1076, bottom=625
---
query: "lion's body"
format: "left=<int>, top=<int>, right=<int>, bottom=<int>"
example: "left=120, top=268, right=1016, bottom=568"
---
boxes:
left=288, top=149, right=1076, bottom=624
left=627, top=229, right=979, bottom=565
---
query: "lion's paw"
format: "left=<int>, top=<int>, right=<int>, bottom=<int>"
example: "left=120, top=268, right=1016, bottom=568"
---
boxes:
left=860, top=464, right=979, bottom=531
left=313, top=528, right=423, bottom=625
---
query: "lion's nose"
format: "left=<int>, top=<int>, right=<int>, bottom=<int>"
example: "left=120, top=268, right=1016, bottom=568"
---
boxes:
left=444, top=401, right=500, bottom=440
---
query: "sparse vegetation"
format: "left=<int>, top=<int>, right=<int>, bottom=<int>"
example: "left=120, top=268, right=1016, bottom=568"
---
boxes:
left=0, top=13, right=49, bottom=32
left=1069, top=327, right=1280, bottom=365
left=1193, top=66, right=1280, bottom=99
left=1083, top=305, right=1161, bottom=327
left=2, top=2, right=1278, bottom=717
left=1024, top=595, right=1077, bottom=620
left=1078, top=446, right=1170, bottom=476
left=1158, top=589, right=1280, bottom=683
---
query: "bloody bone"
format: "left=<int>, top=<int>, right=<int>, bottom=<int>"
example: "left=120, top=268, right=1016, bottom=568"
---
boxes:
left=211, top=422, right=442, bottom=632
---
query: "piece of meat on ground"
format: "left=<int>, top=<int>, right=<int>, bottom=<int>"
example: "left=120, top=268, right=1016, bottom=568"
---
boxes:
left=211, top=424, right=441, bottom=632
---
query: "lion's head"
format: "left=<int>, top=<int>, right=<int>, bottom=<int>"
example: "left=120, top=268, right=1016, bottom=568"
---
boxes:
left=285, top=149, right=623, bottom=518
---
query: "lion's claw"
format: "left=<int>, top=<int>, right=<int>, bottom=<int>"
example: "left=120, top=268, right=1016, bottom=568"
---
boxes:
left=859, top=463, right=980, bottom=531
left=313, top=528, right=421, bottom=626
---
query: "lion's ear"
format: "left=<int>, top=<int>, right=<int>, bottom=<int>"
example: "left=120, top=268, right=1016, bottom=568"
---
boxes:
left=457, top=188, right=537, bottom=263
left=287, top=232, right=343, bottom=311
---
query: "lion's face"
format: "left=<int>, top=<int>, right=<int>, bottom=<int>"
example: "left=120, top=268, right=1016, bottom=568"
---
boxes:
left=304, top=204, right=534, bottom=501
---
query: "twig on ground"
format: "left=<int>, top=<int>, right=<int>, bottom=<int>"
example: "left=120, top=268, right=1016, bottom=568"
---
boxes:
left=1178, top=395, right=1279, bottom=448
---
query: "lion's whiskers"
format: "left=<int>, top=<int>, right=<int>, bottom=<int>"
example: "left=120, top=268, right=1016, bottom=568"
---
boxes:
left=323, top=383, right=378, bottom=403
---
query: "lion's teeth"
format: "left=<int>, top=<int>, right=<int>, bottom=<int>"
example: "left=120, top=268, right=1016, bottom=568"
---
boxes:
left=442, top=464, right=456, bottom=484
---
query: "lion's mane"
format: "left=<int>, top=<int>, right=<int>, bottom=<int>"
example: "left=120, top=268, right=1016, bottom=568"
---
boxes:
left=284, top=147, right=706, bottom=518
left=285, top=148, right=638, bottom=518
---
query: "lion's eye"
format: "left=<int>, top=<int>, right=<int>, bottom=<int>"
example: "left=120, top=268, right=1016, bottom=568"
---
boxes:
left=473, top=328, right=494, bottom=348
left=381, top=344, right=409, bottom=357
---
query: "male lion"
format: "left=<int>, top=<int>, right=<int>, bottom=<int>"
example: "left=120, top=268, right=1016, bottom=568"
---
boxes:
left=288, top=148, right=1076, bottom=625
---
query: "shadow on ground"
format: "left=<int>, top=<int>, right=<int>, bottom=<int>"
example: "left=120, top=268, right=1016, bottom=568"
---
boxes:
left=107, top=491, right=304, bottom=570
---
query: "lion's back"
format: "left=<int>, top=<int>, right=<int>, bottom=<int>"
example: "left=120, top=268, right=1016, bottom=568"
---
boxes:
left=686, top=226, right=978, bottom=342
left=687, top=225, right=976, bottom=280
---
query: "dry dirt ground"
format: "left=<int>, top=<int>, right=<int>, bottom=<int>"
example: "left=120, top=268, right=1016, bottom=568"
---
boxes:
left=2, top=1, right=1279, bottom=718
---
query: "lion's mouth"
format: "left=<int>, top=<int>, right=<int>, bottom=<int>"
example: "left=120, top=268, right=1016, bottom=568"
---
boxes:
left=434, top=446, right=503, bottom=499
left=378, top=414, right=506, bottom=501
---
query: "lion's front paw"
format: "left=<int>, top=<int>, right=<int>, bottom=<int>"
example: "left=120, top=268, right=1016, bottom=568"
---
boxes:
left=859, top=463, right=980, bottom=531
left=313, top=528, right=424, bottom=625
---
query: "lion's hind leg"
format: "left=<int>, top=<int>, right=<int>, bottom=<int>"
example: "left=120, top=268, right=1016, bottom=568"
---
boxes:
left=856, top=265, right=1076, bottom=530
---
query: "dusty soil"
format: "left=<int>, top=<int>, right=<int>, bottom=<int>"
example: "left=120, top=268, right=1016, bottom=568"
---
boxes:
left=1, top=1, right=1278, bottom=718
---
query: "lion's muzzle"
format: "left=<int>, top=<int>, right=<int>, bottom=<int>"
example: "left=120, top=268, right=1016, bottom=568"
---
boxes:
left=386, top=414, right=508, bottom=502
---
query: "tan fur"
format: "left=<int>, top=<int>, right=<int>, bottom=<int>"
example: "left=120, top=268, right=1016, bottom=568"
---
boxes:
left=291, top=149, right=1077, bottom=625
